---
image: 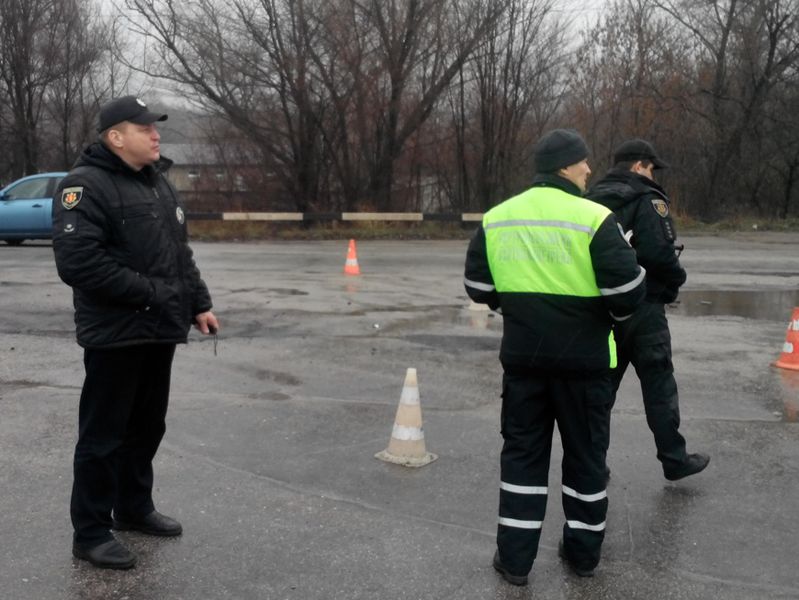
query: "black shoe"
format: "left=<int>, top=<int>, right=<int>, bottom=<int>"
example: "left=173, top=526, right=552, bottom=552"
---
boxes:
left=113, top=510, right=183, bottom=537
left=492, top=550, right=528, bottom=586
left=558, top=540, right=594, bottom=577
left=73, top=539, right=136, bottom=570
left=664, top=453, right=710, bottom=481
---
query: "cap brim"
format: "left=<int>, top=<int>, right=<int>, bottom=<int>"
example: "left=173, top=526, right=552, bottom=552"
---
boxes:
left=652, top=156, right=669, bottom=169
left=128, top=111, right=168, bottom=125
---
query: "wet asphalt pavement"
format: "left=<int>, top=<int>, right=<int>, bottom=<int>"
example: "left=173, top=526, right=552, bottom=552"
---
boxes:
left=1, top=233, right=798, bottom=600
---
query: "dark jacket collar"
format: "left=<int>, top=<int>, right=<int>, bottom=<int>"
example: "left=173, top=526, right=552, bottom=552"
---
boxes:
left=600, top=167, right=667, bottom=196
left=531, top=172, right=583, bottom=197
left=74, top=141, right=173, bottom=181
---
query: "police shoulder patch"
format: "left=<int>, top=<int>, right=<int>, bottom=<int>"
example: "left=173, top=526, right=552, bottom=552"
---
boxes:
left=651, top=198, right=669, bottom=218
left=61, top=186, right=83, bottom=210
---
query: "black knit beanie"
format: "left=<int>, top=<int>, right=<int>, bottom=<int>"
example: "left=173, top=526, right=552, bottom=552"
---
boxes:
left=534, top=129, right=590, bottom=173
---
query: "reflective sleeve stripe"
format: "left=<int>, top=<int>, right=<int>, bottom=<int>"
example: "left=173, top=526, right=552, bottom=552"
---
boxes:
left=500, top=482, right=548, bottom=495
left=566, top=520, right=606, bottom=532
left=498, top=517, right=543, bottom=529
left=600, top=266, right=647, bottom=296
left=562, top=486, right=607, bottom=502
left=610, top=311, right=633, bottom=321
left=464, top=277, right=495, bottom=292
left=485, top=219, right=596, bottom=236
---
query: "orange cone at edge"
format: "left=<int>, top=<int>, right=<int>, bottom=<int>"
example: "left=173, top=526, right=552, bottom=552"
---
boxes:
left=775, top=307, right=799, bottom=371
left=344, top=239, right=361, bottom=275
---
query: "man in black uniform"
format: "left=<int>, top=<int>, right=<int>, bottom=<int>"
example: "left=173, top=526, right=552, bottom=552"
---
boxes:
left=465, top=129, right=646, bottom=585
left=52, top=96, right=220, bottom=569
left=586, top=139, right=709, bottom=481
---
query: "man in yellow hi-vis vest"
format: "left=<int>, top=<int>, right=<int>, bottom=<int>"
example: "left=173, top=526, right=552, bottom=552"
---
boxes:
left=464, top=129, right=646, bottom=585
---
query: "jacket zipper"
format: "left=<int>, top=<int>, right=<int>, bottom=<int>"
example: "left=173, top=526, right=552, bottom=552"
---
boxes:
left=153, top=184, right=188, bottom=320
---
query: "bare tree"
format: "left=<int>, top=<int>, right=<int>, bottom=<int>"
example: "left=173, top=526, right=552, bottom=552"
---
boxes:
left=450, top=0, right=565, bottom=211
left=120, top=0, right=328, bottom=212
left=344, top=0, right=509, bottom=210
left=0, top=0, right=65, bottom=176
left=119, top=0, right=508, bottom=212
left=655, top=0, right=799, bottom=218
left=46, top=1, right=116, bottom=169
left=0, top=0, right=117, bottom=178
left=569, top=0, right=687, bottom=165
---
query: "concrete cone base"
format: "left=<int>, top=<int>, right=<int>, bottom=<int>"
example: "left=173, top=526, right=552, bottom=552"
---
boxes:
left=375, top=449, right=438, bottom=467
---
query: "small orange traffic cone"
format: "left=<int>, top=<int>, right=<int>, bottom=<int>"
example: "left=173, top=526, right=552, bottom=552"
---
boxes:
left=375, top=368, right=437, bottom=467
left=775, top=307, right=799, bottom=371
left=344, top=239, right=361, bottom=275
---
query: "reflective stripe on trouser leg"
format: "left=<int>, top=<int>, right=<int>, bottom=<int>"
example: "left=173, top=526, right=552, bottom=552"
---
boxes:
left=497, top=483, right=547, bottom=575
left=497, top=369, right=554, bottom=575
left=553, top=374, right=612, bottom=571
left=561, top=484, right=608, bottom=568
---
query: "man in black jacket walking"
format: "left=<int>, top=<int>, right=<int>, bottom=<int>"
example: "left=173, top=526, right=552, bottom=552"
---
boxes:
left=586, top=139, right=709, bottom=482
left=52, top=96, right=220, bottom=569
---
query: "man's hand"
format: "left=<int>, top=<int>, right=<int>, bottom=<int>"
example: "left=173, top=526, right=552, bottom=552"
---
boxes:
left=194, top=311, right=219, bottom=335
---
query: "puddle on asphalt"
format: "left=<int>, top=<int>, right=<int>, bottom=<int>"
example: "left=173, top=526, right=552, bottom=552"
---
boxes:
left=229, top=287, right=308, bottom=296
left=670, top=290, right=799, bottom=321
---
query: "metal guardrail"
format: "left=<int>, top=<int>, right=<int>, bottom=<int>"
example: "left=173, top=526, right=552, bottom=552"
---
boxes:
left=186, top=212, right=484, bottom=222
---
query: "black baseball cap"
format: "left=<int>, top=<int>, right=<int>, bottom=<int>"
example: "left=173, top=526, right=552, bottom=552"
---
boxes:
left=97, top=95, right=168, bottom=133
left=613, top=139, right=669, bottom=169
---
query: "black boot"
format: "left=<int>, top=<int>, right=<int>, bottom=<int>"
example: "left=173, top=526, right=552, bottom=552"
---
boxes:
left=664, top=453, right=710, bottom=481
left=113, top=510, right=183, bottom=536
left=73, top=539, right=136, bottom=570
left=558, top=540, right=594, bottom=577
left=492, top=550, right=528, bottom=586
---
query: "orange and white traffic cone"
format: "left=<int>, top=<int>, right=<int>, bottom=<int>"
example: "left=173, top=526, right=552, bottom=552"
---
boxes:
left=775, top=307, right=799, bottom=371
left=344, top=239, right=361, bottom=275
left=375, top=368, right=437, bottom=467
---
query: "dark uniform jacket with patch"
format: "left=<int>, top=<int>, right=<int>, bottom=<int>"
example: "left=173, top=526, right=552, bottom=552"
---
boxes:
left=464, top=174, right=646, bottom=372
left=586, top=168, right=686, bottom=304
left=52, top=142, right=212, bottom=348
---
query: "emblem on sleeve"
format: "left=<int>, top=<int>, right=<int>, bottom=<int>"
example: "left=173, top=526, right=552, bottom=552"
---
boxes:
left=61, top=186, right=83, bottom=210
left=176, top=206, right=185, bottom=224
left=651, top=198, right=669, bottom=218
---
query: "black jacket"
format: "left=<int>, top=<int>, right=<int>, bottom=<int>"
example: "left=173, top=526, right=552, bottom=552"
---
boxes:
left=586, top=168, right=686, bottom=303
left=52, top=142, right=212, bottom=348
left=464, top=174, right=646, bottom=372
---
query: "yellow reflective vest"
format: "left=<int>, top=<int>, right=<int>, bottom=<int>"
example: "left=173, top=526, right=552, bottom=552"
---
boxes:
left=465, top=177, right=645, bottom=371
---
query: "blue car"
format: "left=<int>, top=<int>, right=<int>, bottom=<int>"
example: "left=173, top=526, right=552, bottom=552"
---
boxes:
left=0, top=172, right=67, bottom=245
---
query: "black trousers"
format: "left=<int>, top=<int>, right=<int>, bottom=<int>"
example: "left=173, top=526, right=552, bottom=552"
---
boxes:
left=611, top=302, right=687, bottom=471
left=71, top=344, right=176, bottom=545
left=497, top=367, right=611, bottom=576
